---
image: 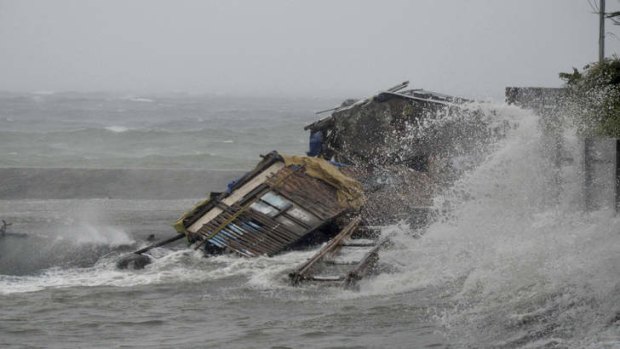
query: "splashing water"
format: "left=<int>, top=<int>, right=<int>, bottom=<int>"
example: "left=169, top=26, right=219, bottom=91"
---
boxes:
left=1, top=101, right=618, bottom=347
left=62, top=223, right=134, bottom=246
left=0, top=246, right=316, bottom=295
left=0, top=201, right=137, bottom=275
left=359, top=103, right=620, bottom=347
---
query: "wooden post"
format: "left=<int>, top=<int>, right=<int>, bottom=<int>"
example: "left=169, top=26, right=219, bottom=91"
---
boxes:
left=133, top=233, right=185, bottom=255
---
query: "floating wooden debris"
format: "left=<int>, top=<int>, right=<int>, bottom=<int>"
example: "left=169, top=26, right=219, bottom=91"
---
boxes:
left=289, top=216, right=389, bottom=289
left=1, top=220, right=11, bottom=237
left=0, top=219, right=27, bottom=238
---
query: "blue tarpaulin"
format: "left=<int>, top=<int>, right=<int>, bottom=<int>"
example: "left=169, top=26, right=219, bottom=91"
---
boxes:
left=307, top=131, right=323, bottom=157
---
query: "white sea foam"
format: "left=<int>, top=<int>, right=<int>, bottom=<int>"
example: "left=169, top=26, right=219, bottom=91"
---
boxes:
left=104, top=125, right=130, bottom=133
left=0, top=246, right=314, bottom=296
left=0, top=249, right=205, bottom=294
left=124, top=96, right=154, bottom=103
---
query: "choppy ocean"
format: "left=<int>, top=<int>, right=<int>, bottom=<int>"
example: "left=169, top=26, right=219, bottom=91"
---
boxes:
left=0, top=92, right=618, bottom=348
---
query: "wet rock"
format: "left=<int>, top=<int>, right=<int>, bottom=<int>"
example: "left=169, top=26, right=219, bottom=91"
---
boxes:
left=116, top=254, right=152, bottom=270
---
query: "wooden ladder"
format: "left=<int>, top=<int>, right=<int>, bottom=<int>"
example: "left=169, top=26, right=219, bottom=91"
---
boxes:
left=289, top=216, right=388, bottom=289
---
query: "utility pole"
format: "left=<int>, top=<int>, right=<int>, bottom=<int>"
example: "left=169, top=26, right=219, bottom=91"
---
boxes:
left=603, top=0, right=620, bottom=212
left=600, top=0, right=606, bottom=63
left=596, top=0, right=620, bottom=213
left=586, top=0, right=607, bottom=211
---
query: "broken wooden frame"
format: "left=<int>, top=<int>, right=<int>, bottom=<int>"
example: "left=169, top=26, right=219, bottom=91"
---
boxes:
left=179, top=152, right=351, bottom=257
left=289, top=216, right=361, bottom=284
left=289, top=216, right=388, bottom=289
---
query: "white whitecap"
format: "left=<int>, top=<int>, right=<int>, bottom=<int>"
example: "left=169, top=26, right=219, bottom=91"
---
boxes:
left=105, top=126, right=130, bottom=133
left=126, top=97, right=154, bottom=103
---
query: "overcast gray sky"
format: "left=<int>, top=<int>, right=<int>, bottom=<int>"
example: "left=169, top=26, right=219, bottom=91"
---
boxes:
left=1, top=0, right=619, bottom=99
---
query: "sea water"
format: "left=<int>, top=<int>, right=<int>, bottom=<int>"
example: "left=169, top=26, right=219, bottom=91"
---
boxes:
left=0, top=92, right=618, bottom=348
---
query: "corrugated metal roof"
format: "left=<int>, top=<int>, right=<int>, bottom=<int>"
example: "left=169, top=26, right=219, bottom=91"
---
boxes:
left=189, top=162, right=349, bottom=257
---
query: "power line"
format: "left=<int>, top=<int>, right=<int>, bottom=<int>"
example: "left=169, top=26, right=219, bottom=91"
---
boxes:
left=589, top=0, right=600, bottom=13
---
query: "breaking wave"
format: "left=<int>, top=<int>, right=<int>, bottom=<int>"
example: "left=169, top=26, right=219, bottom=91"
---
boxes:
left=1, top=96, right=618, bottom=347
left=357, top=104, right=620, bottom=348
left=104, top=125, right=130, bottom=133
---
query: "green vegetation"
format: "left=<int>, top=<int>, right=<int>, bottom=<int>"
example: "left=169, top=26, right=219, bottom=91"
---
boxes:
left=560, top=57, right=620, bottom=137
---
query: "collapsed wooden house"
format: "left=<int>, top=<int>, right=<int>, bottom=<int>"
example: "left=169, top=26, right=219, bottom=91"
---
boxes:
left=174, top=152, right=356, bottom=251
left=155, top=82, right=502, bottom=287
left=170, top=151, right=384, bottom=287
left=172, top=151, right=386, bottom=287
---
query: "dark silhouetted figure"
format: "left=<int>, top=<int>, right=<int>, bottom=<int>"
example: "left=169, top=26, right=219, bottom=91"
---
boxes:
left=1, top=220, right=12, bottom=236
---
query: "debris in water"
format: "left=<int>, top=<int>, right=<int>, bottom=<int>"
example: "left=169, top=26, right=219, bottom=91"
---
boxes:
left=0, top=219, right=27, bottom=238
left=155, top=81, right=507, bottom=288
left=1, top=220, right=10, bottom=237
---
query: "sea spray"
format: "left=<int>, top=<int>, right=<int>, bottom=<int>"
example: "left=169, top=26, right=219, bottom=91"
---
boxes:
left=54, top=202, right=135, bottom=246
left=360, top=103, right=620, bottom=347
left=0, top=200, right=136, bottom=275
